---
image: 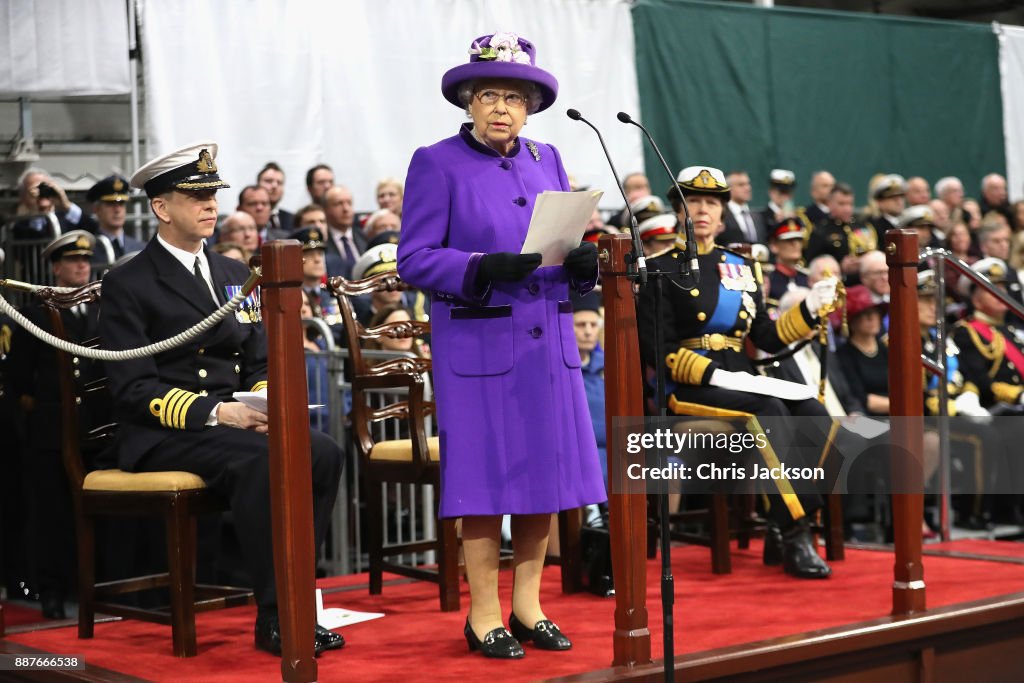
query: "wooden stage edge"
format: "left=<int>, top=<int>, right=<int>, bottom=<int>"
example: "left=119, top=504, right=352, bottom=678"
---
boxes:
left=543, top=591, right=1024, bottom=683
left=2, top=592, right=1023, bottom=682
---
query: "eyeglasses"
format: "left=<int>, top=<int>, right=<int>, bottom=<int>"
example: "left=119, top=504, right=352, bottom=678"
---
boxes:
left=475, top=90, right=528, bottom=108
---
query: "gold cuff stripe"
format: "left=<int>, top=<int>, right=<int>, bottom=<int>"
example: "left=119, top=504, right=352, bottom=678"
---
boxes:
left=667, top=348, right=712, bottom=385
left=991, top=382, right=1023, bottom=404
left=777, top=304, right=812, bottom=345
left=158, top=387, right=199, bottom=430
left=251, top=381, right=268, bottom=392
left=962, top=382, right=980, bottom=397
left=165, top=389, right=190, bottom=429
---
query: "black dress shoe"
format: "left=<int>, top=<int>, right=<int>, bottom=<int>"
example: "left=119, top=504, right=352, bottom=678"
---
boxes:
left=255, top=617, right=283, bottom=656
left=763, top=523, right=783, bottom=567
left=781, top=518, right=831, bottom=579
left=464, top=619, right=524, bottom=659
left=40, top=592, right=67, bottom=620
left=509, top=613, right=572, bottom=651
left=315, top=624, right=345, bottom=651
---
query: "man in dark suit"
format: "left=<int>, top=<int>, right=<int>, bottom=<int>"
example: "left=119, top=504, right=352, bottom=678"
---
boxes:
left=12, top=168, right=88, bottom=238
left=797, top=170, right=834, bottom=232
left=720, top=170, right=767, bottom=246
left=257, top=162, right=294, bottom=239
left=322, top=185, right=368, bottom=278
left=86, top=176, right=146, bottom=267
left=8, top=230, right=108, bottom=619
left=101, top=142, right=345, bottom=656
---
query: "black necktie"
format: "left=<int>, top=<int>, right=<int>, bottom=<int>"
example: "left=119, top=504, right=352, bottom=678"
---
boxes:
left=342, top=233, right=358, bottom=263
left=194, top=256, right=215, bottom=302
left=112, top=238, right=124, bottom=259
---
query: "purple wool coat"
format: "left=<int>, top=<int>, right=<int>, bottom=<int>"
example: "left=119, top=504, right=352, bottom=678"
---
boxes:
left=397, top=124, right=607, bottom=518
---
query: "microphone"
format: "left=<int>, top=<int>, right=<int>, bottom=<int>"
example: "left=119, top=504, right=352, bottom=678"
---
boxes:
left=566, top=108, right=647, bottom=284
left=617, top=111, right=699, bottom=282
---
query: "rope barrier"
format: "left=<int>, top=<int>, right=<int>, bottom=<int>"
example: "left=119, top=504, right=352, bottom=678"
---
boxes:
left=0, top=267, right=262, bottom=361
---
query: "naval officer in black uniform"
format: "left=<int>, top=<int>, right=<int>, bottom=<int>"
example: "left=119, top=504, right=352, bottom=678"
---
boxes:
left=99, top=142, right=344, bottom=656
left=638, top=166, right=840, bottom=579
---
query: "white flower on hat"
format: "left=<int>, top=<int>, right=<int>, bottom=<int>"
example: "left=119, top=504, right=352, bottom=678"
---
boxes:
left=513, top=51, right=532, bottom=65
left=488, top=32, right=526, bottom=62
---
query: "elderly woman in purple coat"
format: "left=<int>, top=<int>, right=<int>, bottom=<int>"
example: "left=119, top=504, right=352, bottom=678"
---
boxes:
left=397, top=32, right=607, bottom=659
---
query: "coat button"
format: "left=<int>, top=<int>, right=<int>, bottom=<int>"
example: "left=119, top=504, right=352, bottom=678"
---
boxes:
left=528, top=283, right=540, bottom=295
left=73, top=369, right=80, bottom=378
left=529, top=326, right=543, bottom=338
left=198, top=348, right=205, bottom=355
left=234, top=365, right=241, bottom=374
left=72, top=357, right=80, bottom=365
left=697, top=312, right=707, bottom=321
left=500, top=160, right=512, bottom=170
left=198, top=369, right=208, bottom=378
left=515, top=196, right=527, bottom=207
left=199, top=390, right=208, bottom=397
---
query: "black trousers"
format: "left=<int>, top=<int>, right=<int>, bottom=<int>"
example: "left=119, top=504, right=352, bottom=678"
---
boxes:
left=137, top=426, right=343, bottom=611
left=28, top=447, right=76, bottom=596
left=671, top=385, right=830, bottom=525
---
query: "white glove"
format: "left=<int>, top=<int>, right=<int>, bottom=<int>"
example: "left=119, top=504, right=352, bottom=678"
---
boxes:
left=805, top=277, right=839, bottom=316
left=955, top=391, right=991, bottom=421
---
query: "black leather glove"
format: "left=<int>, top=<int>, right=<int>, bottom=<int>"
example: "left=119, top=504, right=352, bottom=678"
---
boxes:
left=564, top=242, right=598, bottom=282
left=476, top=252, right=543, bottom=286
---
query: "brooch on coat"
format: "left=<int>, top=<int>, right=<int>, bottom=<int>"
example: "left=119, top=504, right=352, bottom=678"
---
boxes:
left=525, top=140, right=541, bottom=161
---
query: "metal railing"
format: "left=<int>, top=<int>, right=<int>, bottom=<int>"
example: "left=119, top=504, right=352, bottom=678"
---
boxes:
left=300, top=318, right=436, bottom=576
left=917, top=247, right=1024, bottom=541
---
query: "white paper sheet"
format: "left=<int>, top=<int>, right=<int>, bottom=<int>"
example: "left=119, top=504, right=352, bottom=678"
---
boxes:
left=709, top=371, right=818, bottom=402
left=232, top=390, right=323, bottom=414
left=521, top=190, right=603, bottom=266
left=316, top=588, right=385, bottom=630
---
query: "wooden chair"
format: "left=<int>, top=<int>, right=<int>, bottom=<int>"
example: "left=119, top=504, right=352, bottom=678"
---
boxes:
left=44, top=281, right=252, bottom=657
left=330, top=271, right=585, bottom=611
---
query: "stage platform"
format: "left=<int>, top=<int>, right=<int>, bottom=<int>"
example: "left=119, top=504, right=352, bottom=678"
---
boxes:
left=3, top=539, right=1024, bottom=682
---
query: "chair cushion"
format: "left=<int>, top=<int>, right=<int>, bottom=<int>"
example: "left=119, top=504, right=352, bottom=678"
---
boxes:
left=83, top=469, right=208, bottom=492
left=369, top=436, right=441, bottom=463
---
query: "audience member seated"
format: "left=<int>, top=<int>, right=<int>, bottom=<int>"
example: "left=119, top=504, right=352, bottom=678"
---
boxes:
left=350, top=243, right=404, bottom=326
left=364, top=209, right=401, bottom=242
left=300, top=291, right=331, bottom=431
left=837, top=285, right=888, bottom=417
left=218, top=211, right=260, bottom=255
left=375, top=177, right=404, bottom=216
left=291, top=226, right=343, bottom=337
left=765, top=218, right=808, bottom=310
left=323, top=186, right=367, bottom=278
left=293, top=203, right=328, bottom=231
left=606, top=172, right=651, bottom=229
left=237, top=185, right=273, bottom=240
left=632, top=195, right=677, bottom=258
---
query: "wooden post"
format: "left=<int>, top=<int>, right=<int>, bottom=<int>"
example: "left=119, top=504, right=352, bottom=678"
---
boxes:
left=885, top=230, right=926, bottom=615
left=599, top=234, right=652, bottom=667
left=261, top=241, right=318, bottom=682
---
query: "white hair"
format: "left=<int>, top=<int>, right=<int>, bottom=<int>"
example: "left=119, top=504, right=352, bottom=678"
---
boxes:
left=365, top=208, right=400, bottom=233
left=934, top=176, right=962, bottom=198
left=457, top=79, right=543, bottom=115
left=858, top=250, right=886, bottom=277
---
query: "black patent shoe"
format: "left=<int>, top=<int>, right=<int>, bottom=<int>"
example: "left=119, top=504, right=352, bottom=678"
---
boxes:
left=781, top=519, right=832, bottom=579
left=509, top=613, right=572, bottom=651
left=255, top=616, right=283, bottom=656
left=762, top=522, right=783, bottom=566
left=464, top=619, right=525, bottom=659
left=315, top=624, right=345, bottom=652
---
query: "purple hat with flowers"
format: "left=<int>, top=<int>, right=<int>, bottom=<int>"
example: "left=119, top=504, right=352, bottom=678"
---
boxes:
left=441, top=32, right=558, bottom=112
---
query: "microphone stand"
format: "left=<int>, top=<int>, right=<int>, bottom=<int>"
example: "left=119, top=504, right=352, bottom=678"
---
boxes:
left=566, top=109, right=647, bottom=285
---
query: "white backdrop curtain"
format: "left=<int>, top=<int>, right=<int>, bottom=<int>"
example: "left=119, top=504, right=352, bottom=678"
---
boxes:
left=997, top=22, right=1024, bottom=202
left=0, top=0, right=129, bottom=96
left=139, top=0, right=642, bottom=213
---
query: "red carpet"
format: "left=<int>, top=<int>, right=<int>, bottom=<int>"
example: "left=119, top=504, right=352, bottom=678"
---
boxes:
left=6, top=540, right=1024, bottom=682
left=1, top=602, right=48, bottom=629
left=925, top=538, right=1024, bottom=559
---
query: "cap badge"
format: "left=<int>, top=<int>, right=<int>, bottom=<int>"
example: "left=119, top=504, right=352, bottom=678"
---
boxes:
left=75, top=236, right=91, bottom=249
left=693, top=169, right=718, bottom=190
left=113, top=178, right=125, bottom=191
left=991, top=264, right=1005, bottom=278
left=309, top=229, right=320, bottom=241
left=196, top=149, right=217, bottom=173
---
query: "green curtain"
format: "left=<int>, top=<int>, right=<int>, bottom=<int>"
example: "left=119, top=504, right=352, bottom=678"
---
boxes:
left=632, top=0, right=1005, bottom=210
